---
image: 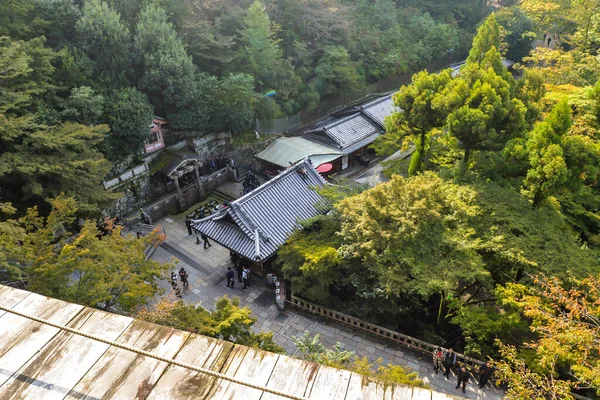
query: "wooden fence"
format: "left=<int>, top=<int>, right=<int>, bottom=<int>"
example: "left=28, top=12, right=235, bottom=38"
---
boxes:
left=287, top=294, right=483, bottom=369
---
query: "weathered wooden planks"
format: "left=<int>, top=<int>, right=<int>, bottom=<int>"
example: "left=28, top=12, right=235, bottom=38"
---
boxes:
left=307, top=364, right=353, bottom=399
left=0, top=307, right=132, bottom=400
left=0, top=285, right=464, bottom=400
left=0, top=285, right=31, bottom=318
left=0, top=291, right=83, bottom=388
left=67, top=320, right=190, bottom=399
left=208, top=345, right=280, bottom=399
left=260, top=355, right=319, bottom=400
left=345, top=372, right=394, bottom=400
left=146, top=333, right=235, bottom=400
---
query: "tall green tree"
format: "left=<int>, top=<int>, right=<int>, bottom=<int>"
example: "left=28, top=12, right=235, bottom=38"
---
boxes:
left=76, top=0, right=132, bottom=87
left=134, top=4, right=197, bottom=118
left=336, top=172, right=488, bottom=303
left=61, top=86, right=105, bottom=125
left=34, top=0, right=81, bottom=49
left=510, top=98, right=600, bottom=208
left=434, top=15, right=526, bottom=166
left=374, top=69, right=452, bottom=175
left=466, top=13, right=501, bottom=64
left=313, top=45, right=364, bottom=96
left=0, top=122, right=117, bottom=215
left=239, top=0, right=284, bottom=91
left=219, top=73, right=258, bottom=133
left=103, top=87, right=154, bottom=160
left=0, top=0, right=36, bottom=39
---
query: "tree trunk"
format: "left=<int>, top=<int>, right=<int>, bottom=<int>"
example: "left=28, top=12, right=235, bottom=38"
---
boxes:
left=437, top=292, right=444, bottom=326
left=463, top=147, right=471, bottom=165
left=532, top=186, right=543, bottom=209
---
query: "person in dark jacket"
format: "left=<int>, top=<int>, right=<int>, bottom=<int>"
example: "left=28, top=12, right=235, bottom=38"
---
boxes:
left=455, top=365, right=470, bottom=393
left=478, top=361, right=495, bottom=389
left=179, top=267, right=188, bottom=288
left=237, top=265, right=243, bottom=283
left=443, top=348, right=457, bottom=379
left=226, top=267, right=235, bottom=288
left=185, top=218, right=193, bottom=235
left=201, top=232, right=211, bottom=248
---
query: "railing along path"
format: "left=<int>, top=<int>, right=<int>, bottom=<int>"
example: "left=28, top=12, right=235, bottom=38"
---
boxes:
left=287, top=294, right=482, bottom=369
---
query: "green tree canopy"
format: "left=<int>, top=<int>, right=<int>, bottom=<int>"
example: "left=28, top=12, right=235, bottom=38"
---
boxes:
left=374, top=69, right=452, bottom=175
left=0, top=196, right=169, bottom=312
left=466, top=13, right=501, bottom=64
left=239, top=0, right=284, bottom=91
left=134, top=4, right=197, bottom=117
left=76, top=0, right=132, bottom=87
left=136, top=295, right=283, bottom=353
left=103, top=87, right=154, bottom=160
left=337, top=172, right=488, bottom=299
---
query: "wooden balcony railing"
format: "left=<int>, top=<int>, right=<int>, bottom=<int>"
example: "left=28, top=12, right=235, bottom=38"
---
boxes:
left=287, top=294, right=483, bottom=369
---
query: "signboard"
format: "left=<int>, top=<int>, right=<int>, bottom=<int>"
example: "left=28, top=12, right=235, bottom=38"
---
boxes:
left=120, top=170, right=133, bottom=181
left=103, top=178, right=120, bottom=190
left=341, top=155, right=349, bottom=170
left=133, top=165, right=147, bottom=176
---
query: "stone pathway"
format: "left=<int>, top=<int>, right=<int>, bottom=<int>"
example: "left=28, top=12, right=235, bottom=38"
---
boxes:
left=151, top=215, right=503, bottom=399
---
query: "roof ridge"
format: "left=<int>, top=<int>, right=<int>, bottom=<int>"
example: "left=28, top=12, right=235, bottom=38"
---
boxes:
left=233, top=159, right=313, bottom=205
left=323, top=112, right=363, bottom=129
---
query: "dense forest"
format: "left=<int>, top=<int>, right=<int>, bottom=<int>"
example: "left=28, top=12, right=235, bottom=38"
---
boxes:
left=2, top=0, right=600, bottom=397
left=279, top=3, right=600, bottom=398
left=0, top=0, right=492, bottom=215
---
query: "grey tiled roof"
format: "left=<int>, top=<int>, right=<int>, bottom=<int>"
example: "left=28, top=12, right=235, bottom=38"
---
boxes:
left=301, top=94, right=399, bottom=153
left=361, top=95, right=395, bottom=128
left=192, top=159, right=327, bottom=262
left=303, top=113, right=382, bottom=152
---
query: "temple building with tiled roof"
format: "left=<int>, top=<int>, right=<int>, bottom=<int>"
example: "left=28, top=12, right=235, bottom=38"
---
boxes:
left=192, top=159, right=327, bottom=264
left=297, top=94, right=396, bottom=173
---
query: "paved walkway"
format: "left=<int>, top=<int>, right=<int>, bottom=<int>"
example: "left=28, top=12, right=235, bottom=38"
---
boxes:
left=151, top=215, right=503, bottom=399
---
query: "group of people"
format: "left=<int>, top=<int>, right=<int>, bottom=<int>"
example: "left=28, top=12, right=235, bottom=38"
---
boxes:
left=170, top=267, right=189, bottom=298
left=542, top=32, right=558, bottom=48
left=207, top=155, right=235, bottom=174
left=432, top=347, right=496, bottom=393
left=225, top=265, right=252, bottom=289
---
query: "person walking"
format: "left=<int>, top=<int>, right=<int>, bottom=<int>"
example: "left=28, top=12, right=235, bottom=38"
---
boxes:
left=455, top=365, right=470, bottom=393
left=245, top=266, right=251, bottom=287
left=242, top=267, right=250, bottom=289
left=201, top=232, right=211, bottom=249
left=226, top=267, right=235, bottom=288
left=237, top=265, right=243, bottom=283
left=432, top=347, right=444, bottom=374
left=179, top=267, right=188, bottom=288
left=478, top=361, right=495, bottom=389
left=185, top=218, right=193, bottom=235
left=443, top=348, right=457, bottom=379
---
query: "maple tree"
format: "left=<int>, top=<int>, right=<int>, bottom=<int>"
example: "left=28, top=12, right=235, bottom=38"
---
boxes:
left=495, top=274, right=600, bottom=398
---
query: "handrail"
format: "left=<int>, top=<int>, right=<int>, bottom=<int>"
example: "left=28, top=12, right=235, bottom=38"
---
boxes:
left=138, top=223, right=166, bottom=237
left=287, top=294, right=483, bottom=368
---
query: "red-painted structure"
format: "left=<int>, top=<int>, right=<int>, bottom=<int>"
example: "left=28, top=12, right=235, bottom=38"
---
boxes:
left=144, top=116, right=167, bottom=154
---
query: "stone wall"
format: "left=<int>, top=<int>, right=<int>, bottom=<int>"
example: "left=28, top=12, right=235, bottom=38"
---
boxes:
left=104, top=173, right=166, bottom=218
left=142, top=193, right=179, bottom=224
left=190, top=132, right=232, bottom=160
left=219, top=137, right=277, bottom=175
left=106, top=132, right=277, bottom=219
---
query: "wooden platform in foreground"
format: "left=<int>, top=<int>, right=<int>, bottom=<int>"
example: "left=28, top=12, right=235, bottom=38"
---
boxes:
left=0, top=285, right=458, bottom=400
